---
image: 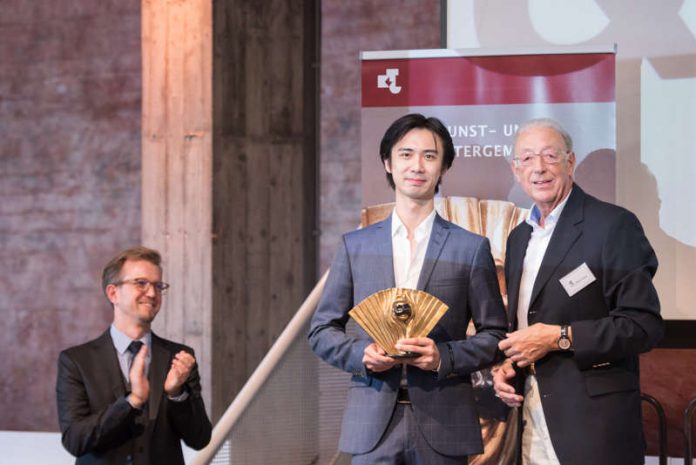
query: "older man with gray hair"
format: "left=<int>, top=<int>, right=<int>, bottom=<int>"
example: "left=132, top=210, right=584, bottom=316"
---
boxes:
left=493, top=118, right=663, bottom=465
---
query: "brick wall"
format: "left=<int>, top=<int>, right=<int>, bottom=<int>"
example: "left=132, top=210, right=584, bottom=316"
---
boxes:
left=0, top=0, right=141, bottom=430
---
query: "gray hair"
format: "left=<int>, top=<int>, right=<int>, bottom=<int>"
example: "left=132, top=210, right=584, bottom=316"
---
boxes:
left=512, top=118, right=574, bottom=155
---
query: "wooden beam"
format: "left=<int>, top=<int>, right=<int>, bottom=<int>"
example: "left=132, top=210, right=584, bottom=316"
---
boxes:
left=142, top=0, right=316, bottom=422
left=141, top=0, right=213, bottom=408
left=211, top=0, right=317, bottom=421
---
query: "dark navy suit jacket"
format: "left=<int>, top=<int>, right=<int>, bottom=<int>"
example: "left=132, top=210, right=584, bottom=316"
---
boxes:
left=309, top=213, right=508, bottom=456
left=505, top=184, right=663, bottom=465
left=56, top=330, right=212, bottom=465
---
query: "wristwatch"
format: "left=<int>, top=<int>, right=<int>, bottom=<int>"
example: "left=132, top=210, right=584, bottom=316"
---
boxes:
left=558, top=325, right=572, bottom=351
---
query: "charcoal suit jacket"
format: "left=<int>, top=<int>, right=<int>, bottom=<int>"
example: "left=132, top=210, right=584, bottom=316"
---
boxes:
left=309, top=213, right=508, bottom=457
left=505, top=184, right=663, bottom=465
left=56, top=330, right=212, bottom=465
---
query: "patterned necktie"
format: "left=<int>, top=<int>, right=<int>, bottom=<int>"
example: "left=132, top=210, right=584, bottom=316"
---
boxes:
left=127, top=340, right=144, bottom=372
left=127, top=340, right=143, bottom=355
left=126, top=340, right=149, bottom=435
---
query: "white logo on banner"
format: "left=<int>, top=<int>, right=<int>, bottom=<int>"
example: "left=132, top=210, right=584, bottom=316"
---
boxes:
left=377, top=68, right=402, bottom=94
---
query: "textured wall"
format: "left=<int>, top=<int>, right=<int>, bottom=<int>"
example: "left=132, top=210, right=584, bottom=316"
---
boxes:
left=211, top=0, right=318, bottom=420
left=319, top=0, right=442, bottom=271
left=0, top=1, right=141, bottom=430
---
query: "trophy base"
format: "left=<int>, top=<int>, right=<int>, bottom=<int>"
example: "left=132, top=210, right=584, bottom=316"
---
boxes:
left=388, top=351, right=419, bottom=359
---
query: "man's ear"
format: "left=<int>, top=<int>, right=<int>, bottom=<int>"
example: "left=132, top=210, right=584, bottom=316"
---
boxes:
left=384, top=158, right=392, bottom=173
left=566, top=151, right=577, bottom=176
left=510, top=159, right=522, bottom=183
left=436, top=165, right=447, bottom=189
left=105, top=284, right=119, bottom=305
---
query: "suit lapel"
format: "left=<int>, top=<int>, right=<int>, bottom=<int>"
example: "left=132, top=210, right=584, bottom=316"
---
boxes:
left=374, top=216, right=396, bottom=290
left=529, top=185, right=584, bottom=308
left=417, top=214, right=450, bottom=290
left=506, top=223, right=532, bottom=329
left=93, top=330, right=129, bottom=399
left=148, top=333, right=169, bottom=421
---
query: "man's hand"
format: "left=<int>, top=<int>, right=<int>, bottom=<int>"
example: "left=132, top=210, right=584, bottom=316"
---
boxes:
left=164, top=351, right=195, bottom=397
left=498, top=323, right=558, bottom=367
left=129, top=344, right=149, bottom=408
left=492, top=359, right=523, bottom=407
left=395, top=337, right=440, bottom=371
left=362, top=343, right=398, bottom=372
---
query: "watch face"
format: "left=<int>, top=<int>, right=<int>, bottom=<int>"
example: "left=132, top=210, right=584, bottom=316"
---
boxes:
left=558, top=337, right=571, bottom=350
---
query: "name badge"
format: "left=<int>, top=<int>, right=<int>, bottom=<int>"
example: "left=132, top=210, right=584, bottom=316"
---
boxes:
left=559, top=262, right=596, bottom=297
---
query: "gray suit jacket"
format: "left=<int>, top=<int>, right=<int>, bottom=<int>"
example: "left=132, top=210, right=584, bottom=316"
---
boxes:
left=505, top=184, right=663, bottom=465
left=309, top=214, right=507, bottom=456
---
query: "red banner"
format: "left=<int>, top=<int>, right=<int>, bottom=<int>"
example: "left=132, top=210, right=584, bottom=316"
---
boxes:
left=362, top=54, right=615, bottom=107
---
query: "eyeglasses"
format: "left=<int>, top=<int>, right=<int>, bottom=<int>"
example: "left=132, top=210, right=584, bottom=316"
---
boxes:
left=114, top=278, right=170, bottom=293
left=512, top=150, right=569, bottom=167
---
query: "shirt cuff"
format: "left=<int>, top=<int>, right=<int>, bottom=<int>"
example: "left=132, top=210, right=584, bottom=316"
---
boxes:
left=167, top=390, right=190, bottom=402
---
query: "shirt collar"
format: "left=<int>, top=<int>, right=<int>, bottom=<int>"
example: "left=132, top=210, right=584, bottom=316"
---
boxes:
left=526, top=187, right=573, bottom=230
left=391, top=208, right=437, bottom=241
left=110, top=324, right=151, bottom=354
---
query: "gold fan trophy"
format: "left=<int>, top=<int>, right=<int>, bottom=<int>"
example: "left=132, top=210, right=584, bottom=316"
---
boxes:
left=349, top=288, right=449, bottom=358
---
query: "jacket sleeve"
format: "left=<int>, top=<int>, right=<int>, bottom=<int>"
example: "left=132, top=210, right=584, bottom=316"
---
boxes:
left=571, top=209, right=664, bottom=369
left=308, top=236, right=371, bottom=377
left=166, top=351, right=212, bottom=450
left=437, top=237, right=508, bottom=379
left=56, top=350, right=138, bottom=457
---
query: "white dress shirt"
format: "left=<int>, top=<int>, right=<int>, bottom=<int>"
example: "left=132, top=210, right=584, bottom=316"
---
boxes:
left=517, top=192, right=571, bottom=465
left=391, top=208, right=436, bottom=290
left=391, top=208, right=436, bottom=384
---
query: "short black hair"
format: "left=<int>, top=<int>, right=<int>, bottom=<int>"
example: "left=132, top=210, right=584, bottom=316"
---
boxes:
left=379, top=113, right=455, bottom=192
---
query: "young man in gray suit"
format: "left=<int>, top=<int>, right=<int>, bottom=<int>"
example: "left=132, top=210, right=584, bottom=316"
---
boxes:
left=56, top=246, right=211, bottom=465
left=493, top=118, right=663, bottom=465
left=309, top=113, right=508, bottom=464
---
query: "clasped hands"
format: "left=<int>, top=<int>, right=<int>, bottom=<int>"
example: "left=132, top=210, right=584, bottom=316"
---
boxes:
left=493, top=323, right=559, bottom=407
left=362, top=337, right=440, bottom=373
left=128, top=345, right=196, bottom=409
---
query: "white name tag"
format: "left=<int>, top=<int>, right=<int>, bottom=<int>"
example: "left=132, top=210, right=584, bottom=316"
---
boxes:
left=559, top=262, right=596, bottom=297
